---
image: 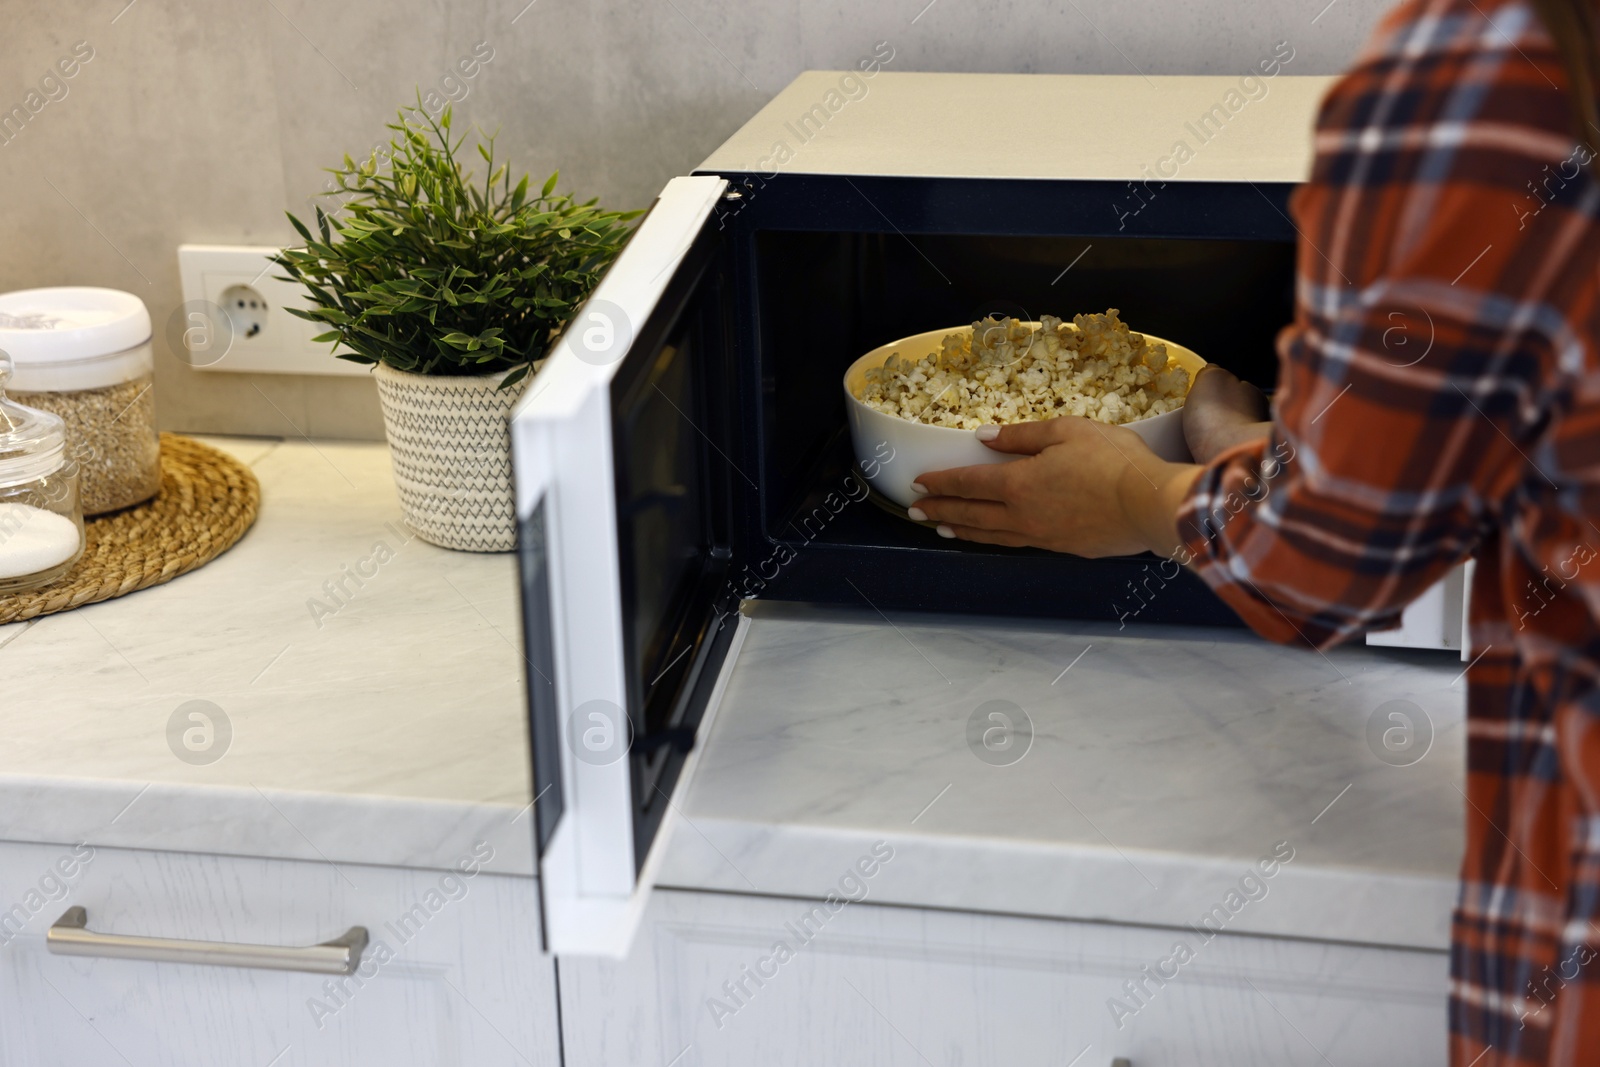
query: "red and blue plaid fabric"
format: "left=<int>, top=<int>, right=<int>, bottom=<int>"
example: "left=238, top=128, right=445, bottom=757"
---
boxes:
left=1177, top=2, right=1600, bottom=1062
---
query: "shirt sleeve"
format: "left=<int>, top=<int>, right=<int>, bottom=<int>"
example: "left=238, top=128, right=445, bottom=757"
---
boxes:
left=1176, top=51, right=1585, bottom=650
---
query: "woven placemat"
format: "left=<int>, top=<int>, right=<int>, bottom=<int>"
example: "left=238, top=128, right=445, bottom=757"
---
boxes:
left=0, top=434, right=261, bottom=624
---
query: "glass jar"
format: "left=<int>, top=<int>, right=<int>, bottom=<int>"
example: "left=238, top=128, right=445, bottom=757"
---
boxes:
left=0, top=352, right=85, bottom=593
left=0, top=287, right=158, bottom=516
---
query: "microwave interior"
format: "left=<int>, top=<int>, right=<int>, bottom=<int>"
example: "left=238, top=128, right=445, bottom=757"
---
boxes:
left=736, top=228, right=1296, bottom=624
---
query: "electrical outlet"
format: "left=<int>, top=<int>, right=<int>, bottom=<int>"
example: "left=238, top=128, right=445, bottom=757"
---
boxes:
left=174, top=244, right=368, bottom=376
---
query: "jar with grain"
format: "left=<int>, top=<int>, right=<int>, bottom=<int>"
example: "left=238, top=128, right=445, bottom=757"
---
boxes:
left=0, top=287, right=159, bottom=516
left=0, top=353, right=84, bottom=593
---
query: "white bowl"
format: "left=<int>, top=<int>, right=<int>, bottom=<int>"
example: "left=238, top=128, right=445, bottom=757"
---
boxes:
left=843, top=324, right=1207, bottom=509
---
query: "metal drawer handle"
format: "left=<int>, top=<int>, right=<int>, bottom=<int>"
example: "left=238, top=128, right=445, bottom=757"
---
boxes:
left=47, top=907, right=368, bottom=975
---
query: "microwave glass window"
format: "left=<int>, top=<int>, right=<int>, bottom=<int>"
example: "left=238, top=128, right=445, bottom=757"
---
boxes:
left=617, top=337, right=708, bottom=724
left=517, top=495, right=564, bottom=860
left=607, top=234, right=739, bottom=863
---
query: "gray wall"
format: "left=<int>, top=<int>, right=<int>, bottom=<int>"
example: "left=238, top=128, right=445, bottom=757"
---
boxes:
left=0, top=0, right=1390, bottom=440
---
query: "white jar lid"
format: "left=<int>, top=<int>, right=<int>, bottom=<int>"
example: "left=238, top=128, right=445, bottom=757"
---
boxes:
left=0, top=287, right=153, bottom=392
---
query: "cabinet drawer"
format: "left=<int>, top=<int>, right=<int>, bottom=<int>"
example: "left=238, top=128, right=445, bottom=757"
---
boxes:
left=0, top=840, right=557, bottom=1067
left=562, top=888, right=1446, bottom=1067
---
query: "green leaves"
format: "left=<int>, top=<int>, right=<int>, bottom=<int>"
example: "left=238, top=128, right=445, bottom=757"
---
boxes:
left=274, top=96, right=639, bottom=390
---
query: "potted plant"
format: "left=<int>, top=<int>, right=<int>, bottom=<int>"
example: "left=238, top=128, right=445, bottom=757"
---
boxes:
left=276, top=101, right=639, bottom=551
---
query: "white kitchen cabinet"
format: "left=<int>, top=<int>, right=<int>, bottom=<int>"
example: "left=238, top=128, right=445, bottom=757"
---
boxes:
left=0, top=840, right=558, bottom=1067
left=561, top=888, right=1448, bottom=1067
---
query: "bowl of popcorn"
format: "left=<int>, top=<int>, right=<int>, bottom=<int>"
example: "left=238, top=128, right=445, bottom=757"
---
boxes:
left=843, top=310, right=1204, bottom=509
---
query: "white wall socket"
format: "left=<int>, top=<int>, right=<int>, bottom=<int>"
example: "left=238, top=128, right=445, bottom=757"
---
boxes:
left=175, top=244, right=369, bottom=376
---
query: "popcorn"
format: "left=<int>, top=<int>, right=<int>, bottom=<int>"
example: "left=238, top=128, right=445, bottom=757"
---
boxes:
left=858, top=310, right=1191, bottom=430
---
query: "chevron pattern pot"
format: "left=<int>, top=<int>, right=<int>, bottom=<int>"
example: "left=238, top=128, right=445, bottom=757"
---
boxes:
left=372, top=363, right=525, bottom=552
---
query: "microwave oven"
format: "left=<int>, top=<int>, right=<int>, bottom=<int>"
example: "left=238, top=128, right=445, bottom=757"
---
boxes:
left=510, top=71, right=1364, bottom=956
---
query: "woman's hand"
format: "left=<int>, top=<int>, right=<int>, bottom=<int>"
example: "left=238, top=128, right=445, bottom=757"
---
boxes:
left=911, top=418, right=1201, bottom=558
left=1183, top=365, right=1272, bottom=463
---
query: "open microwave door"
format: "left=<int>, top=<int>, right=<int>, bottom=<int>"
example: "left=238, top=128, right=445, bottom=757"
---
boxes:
left=510, top=175, right=749, bottom=958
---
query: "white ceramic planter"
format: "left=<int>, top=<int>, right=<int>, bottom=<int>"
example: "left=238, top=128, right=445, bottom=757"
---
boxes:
left=372, top=362, right=525, bottom=552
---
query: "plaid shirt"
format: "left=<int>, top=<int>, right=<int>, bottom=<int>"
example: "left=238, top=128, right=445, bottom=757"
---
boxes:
left=1177, top=2, right=1600, bottom=1063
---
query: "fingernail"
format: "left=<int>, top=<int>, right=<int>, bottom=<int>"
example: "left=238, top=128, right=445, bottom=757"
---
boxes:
left=975, top=425, right=1000, bottom=441
left=936, top=524, right=956, bottom=539
left=907, top=506, right=928, bottom=522
left=910, top=481, right=928, bottom=494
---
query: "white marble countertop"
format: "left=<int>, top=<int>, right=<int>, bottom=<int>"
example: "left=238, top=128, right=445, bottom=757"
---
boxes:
left=0, top=438, right=1465, bottom=950
left=664, top=602, right=1465, bottom=951
left=0, top=438, right=539, bottom=878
